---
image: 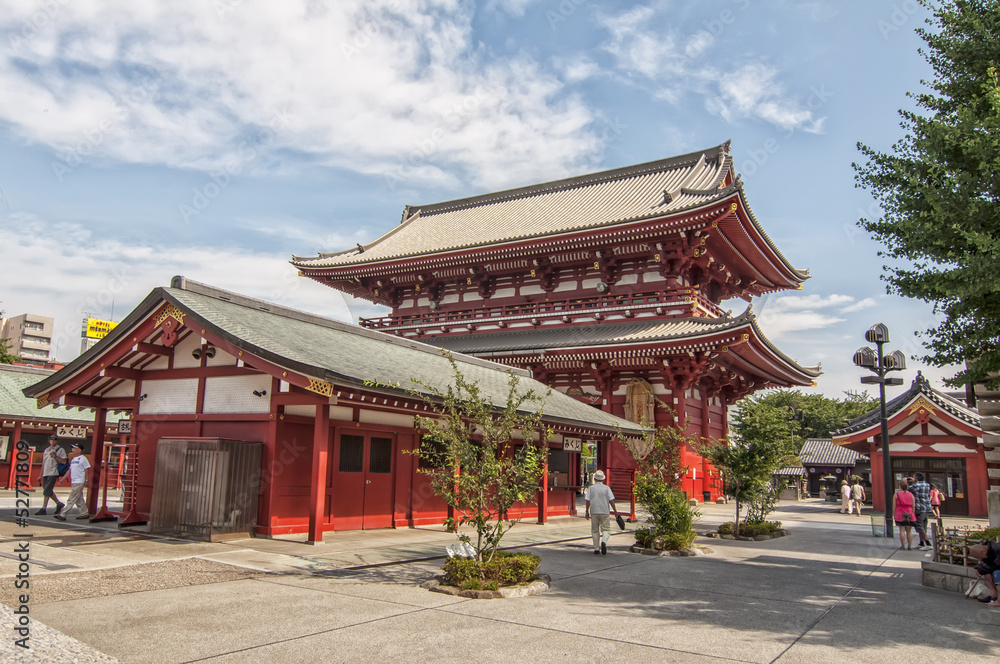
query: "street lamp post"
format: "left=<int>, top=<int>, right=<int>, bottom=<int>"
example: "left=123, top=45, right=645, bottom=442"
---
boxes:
left=852, top=323, right=906, bottom=538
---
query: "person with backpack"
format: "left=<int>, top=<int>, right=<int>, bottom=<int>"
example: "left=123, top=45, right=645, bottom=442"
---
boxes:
left=37, top=434, right=67, bottom=516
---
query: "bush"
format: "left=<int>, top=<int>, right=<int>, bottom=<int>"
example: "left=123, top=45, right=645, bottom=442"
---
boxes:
left=443, top=551, right=540, bottom=587
left=718, top=521, right=782, bottom=537
left=660, top=531, right=697, bottom=551
left=635, top=478, right=699, bottom=536
left=969, top=526, right=1000, bottom=542
left=633, top=526, right=696, bottom=551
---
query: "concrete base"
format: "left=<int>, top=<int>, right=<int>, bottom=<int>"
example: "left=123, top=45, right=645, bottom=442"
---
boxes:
left=988, top=489, right=999, bottom=528
left=921, top=559, right=981, bottom=594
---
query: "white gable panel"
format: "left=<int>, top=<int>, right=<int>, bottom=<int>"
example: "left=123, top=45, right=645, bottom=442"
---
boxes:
left=203, top=375, right=271, bottom=414
left=139, top=379, right=197, bottom=414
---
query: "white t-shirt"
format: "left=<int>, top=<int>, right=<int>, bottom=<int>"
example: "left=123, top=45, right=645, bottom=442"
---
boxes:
left=585, top=483, right=615, bottom=515
left=69, top=455, right=91, bottom=484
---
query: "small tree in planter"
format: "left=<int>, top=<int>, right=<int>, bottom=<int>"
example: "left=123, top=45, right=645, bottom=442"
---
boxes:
left=409, top=353, right=552, bottom=574
left=621, top=401, right=700, bottom=551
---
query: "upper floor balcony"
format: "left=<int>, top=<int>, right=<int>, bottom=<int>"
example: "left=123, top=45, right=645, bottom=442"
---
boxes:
left=360, top=289, right=725, bottom=333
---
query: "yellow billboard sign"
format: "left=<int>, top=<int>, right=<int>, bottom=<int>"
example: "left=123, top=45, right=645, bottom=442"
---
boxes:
left=84, top=318, right=117, bottom=339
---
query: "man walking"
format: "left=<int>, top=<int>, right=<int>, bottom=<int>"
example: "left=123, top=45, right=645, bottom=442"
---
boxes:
left=55, top=443, right=91, bottom=521
left=908, top=472, right=933, bottom=550
left=585, top=470, right=619, bottom=555
left=850, top=480, right=865, bottom=516
left=37, top=434, right=67, bottom=516
left=840, top=479, right=852, bottom=514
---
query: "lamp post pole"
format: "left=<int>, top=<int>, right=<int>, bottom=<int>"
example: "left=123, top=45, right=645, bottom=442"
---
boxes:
left=853, top=324, right=905, bottom=539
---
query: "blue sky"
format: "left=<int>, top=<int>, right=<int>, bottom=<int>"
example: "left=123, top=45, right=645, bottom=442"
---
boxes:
left=0, top=0, right=952, bottom=400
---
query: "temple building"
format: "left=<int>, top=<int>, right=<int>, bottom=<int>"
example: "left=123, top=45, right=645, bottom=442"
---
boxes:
left=293, top=142, right=821, bottom=502
left=833, top=372, right=988, bottom=517
left=22, top=278, right=642, bottom=540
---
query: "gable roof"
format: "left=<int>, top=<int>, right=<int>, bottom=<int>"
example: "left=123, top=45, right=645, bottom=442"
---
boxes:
left=291, top=142, right=807, bottom=287
left=832, top=371, right=981, bottom=440
left=798, top=438, right=867, bottom=467
left=24, top=278, right=645, bottom=436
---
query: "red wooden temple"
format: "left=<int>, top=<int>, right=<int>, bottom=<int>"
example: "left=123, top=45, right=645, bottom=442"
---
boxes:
left=293, top=142, right=821, bottom=502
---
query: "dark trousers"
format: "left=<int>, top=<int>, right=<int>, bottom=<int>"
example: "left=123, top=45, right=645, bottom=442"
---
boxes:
left=914, top=511, right=930, bottom=544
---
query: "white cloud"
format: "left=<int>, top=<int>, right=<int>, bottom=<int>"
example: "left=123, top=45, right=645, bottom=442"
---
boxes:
left=769, top=294, right=855, bottom=311
left=597, top=6, right=825, bottom=134
left=0, top=213, right=385, bottom=362
left=839, top=297, right=876, bottom=314
left=0, top=1, right=599, bottom=190
left=711, top=63, right=826, bottom=133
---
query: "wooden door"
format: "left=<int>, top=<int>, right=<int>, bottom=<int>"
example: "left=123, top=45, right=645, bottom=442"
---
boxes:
left=330, top=432, right=395, bottom=530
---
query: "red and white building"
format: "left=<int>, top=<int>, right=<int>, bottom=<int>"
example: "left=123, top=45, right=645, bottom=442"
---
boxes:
left=833, top=371, right=988, bottom=517
left=23, top=278, right=642, bottom=540
left=293, top=142, right=821, bottom=502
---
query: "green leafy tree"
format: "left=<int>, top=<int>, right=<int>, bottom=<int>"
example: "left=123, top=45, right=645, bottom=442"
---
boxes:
left=620, top=400, right=699, bottom=550
left=699, top=399, right=792, bottom=535
left=734, top=390, right=879, bottom=452
left=408, top=353, right=551, bottom=564
left=854, top=0, right=1000, bottom=388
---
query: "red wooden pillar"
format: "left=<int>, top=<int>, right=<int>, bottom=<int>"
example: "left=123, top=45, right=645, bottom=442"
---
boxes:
left=5, top=421, right=23, bottom=489
left=86, top=408, right=108, bottom=516
left=537, top=438, right=549, bottom=524
left=700, top=388, right=712, bottom=500
left=308, top=404, right=330, bottom=543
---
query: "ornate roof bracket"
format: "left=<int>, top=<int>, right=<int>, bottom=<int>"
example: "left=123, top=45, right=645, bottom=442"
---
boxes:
left=531, top=256, right=559, bottom=292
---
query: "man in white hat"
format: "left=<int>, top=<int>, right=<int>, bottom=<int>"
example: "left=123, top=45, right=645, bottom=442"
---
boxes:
left=585, top=470, right=619, bottom=555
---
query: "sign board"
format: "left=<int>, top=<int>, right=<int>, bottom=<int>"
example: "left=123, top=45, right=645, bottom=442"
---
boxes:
left=83, top=318, right=117, bottom=340
left=118, top=419, right=133, bottom=434
left=0, top=435, right=8, bottom=462
left=563, top=437, right=582, bottom=452
left=56, top=426, right=88, bottom=439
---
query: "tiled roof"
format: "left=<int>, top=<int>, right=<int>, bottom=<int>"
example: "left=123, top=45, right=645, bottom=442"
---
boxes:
left=0, top=364, right=118, bottom=422
left=798, top=438, right=867, bottom=466
left=25, top=278, right=644, bottom=436
left=430, top=315, right=749, bottom=354
left=429, top=307, right=821, bottom=379
left=291, top=142, right=804, bottom=279
left=832, top=371, right=981, bottom=437
left=774, top=466, right=806, bottom=476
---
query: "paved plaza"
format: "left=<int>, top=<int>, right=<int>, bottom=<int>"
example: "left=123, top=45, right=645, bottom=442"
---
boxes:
left=1, top=494, right=998, bottom=663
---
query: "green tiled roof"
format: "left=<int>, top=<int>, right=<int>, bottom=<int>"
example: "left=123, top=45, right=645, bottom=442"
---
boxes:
left=0, top=365, right=119, bottom=423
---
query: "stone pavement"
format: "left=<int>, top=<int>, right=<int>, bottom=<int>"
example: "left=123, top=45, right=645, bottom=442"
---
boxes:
left=1, top=492, right=998, bottom=663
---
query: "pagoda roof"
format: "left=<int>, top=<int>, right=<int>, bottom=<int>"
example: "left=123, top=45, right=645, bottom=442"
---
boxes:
left=428, top=308, right=821, bottom=388
left=24, top=278, right=644, bottom=437
left=832, top=371, right=981, bottom=442
left=292, top=142, right=808, bottom=289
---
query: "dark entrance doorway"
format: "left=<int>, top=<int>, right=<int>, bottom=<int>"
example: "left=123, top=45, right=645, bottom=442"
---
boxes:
left=331, top=432, right=395, bottom=529
left=892, top=457, right=968, bottom=516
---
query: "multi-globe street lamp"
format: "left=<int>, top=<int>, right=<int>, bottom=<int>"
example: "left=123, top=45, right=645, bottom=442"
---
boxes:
left=852, top=323, right=906, bottom=538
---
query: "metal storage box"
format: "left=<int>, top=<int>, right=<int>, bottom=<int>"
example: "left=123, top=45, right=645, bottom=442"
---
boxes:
left=149, top=438, right=263, bottom=541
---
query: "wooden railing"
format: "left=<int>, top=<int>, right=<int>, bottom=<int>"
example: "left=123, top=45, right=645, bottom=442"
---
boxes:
left=360, top=289, right=724, bottom=331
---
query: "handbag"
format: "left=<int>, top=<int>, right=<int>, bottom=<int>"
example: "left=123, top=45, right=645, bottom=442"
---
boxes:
left=57, top=460, right=70, bottom=477
left=615, top=513, right=626, bottom=530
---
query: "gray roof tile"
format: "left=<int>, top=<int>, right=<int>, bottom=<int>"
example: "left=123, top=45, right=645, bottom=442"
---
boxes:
left=799, top=438, right=867, bottom=466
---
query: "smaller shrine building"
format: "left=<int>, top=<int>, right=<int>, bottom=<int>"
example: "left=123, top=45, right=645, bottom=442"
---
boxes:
left=833, top=372, right=987, bottom=517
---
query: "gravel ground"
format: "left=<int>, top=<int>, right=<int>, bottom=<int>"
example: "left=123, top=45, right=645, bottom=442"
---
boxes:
left=0, top=603, right=120, bottom=663
left=0, top=558, right=264, bottom=607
